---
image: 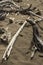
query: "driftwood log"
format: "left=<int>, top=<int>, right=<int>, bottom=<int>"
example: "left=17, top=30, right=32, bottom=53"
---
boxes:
left=2, top=17, right=30, bottom=62
left=27, top=19, right=43, bottom=58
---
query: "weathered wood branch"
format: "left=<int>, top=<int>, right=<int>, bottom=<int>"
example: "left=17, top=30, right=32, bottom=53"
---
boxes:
left=27, top=19, right=43, bottom=51
left=26, top=19, right=43, bottom=59
left=2, top=17, right=30, bottom=61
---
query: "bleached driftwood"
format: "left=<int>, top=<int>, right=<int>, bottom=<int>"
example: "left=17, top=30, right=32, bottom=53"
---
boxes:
left=2, top=17, right=30, bottom=61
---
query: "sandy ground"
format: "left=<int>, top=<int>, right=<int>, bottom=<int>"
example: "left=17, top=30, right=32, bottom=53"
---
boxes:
left=0, top=0, right=43, bottom=65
